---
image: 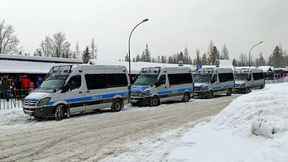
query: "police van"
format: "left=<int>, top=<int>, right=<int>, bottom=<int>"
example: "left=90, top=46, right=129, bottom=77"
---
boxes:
left=23, top=65, right=130, bottom=120
left=130, top=66, right=194, bottom=106
left=235, top=67, right=265, bottom=93
left=193, top=67, right=234, bottom=98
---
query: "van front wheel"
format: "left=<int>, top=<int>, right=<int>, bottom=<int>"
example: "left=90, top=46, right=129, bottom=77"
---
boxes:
left=182, top=92, right=190, bottom=102
left=150, top=96, right=160, bottom=106
left=55, top=105, right=65, bottom=121
left=111, top=99, right=123, bottom=112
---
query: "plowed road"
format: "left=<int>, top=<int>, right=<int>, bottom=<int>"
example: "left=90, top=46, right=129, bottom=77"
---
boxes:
left=0, top=95, right=239, bottom=161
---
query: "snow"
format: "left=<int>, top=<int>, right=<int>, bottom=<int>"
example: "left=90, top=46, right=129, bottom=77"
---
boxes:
left=168, top=83, right=288, bottom=162
left=0, top=54, right=82, bottom=63
left=98, top=83, right=288, bottom=162
left=0, top=60, right=67, bottom=74
left=89, top=59, right=195, bottom=74
left=1, top=83, right=288, bottom=162
left=258, top=66, right=274, bottom=72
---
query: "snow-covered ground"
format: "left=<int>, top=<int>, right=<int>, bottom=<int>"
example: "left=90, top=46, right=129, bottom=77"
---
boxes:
left=101, top=83, right=288, bottom=162
left=168, top=83, right=288, bottom=162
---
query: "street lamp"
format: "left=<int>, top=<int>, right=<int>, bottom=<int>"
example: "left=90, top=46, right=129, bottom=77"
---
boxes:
left=249, top=41, right=263, bottom=68
left=128, top=19, right=149, bottom=75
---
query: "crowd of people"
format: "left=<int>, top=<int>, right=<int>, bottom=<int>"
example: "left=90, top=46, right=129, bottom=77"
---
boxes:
left=0, top=75, right=44, bottom=101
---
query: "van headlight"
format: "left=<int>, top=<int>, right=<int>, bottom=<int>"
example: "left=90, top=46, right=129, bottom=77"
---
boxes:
left=37, top=97, right=51, bottom=106
left=141, top=90, right=150, bottom=97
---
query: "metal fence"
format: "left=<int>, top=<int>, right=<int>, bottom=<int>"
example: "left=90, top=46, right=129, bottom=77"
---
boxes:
left=0, top=89, right=31, bottom=110
left=265, top=77, right=288, bottom=84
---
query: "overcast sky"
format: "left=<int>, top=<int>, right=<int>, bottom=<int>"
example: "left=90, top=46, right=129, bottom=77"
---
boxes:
left=1, top=0, right=288, bottom=61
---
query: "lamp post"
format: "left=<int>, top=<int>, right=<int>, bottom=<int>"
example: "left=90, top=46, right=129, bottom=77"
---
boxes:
left=248, top=41, right=263, bottom=68
left=128, top=19, right=149, bottom=75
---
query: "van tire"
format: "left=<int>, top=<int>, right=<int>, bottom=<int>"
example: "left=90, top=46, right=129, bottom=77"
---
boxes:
left=206, top=91, right=214, bottom=99
left=111, top=99, right=123, bottom=112
left=260, top=85, right=265, bottom=89
left=55, top=105, right=65, bottom=121
left=226, top=88, right=232, bottom=96
left=245, top=87, right=251, bottom=94
left=182, top=92, right=190, bottom=102
left=150, top=96, right=160, bottom=106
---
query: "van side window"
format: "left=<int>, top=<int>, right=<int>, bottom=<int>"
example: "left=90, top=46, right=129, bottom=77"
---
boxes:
left=168, top=73, right=192, bottom=85
left=85, top=74, right=107, bottom=90
left=158, top=75, right=166, bottom=85
left=66, top=75, right=81, bottom=91
left=107, top=74, right=128, bottom=87
left=253, top=73, right=264, bottom=80
left=218, top=73, right=234, bottom=82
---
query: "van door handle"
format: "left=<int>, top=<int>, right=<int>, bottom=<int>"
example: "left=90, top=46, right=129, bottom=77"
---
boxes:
left=79, top=91, right=83, bottom=94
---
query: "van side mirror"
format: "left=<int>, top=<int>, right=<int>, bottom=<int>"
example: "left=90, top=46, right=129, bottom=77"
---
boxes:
left=211, top=78, right=216, bottom=83
left=62, top=84, right=70, bottom=93
left=155, top=82, right=161, bottom=87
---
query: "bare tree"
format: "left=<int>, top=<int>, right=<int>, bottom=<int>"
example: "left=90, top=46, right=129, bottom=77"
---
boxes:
left=39, top=36, right=54, bottom=57
left=0, top=19, right=19, bottom=54
left=35, top=32, right=72, bottom=58
left=53, top=32, right=71, bottom=58
left=91, top=38, right=97, bottom=59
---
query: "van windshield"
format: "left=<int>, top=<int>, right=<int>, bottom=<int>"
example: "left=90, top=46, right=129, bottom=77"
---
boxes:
left=193, top=74, right=212, bottom=83
left=134, top=74, right=158, bottom=86
left=235, top=74, right=248, bottom=80
left=39, top=79, right=65, bottom=90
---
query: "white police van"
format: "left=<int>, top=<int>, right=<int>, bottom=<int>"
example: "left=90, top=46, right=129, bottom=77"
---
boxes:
left=130, top=66, right=193, bottom=106
left=235, top=67, right=265, bottom=93
left=193, top=67, right=234, bottom=98
left=23, top=65, right=129, bottom=120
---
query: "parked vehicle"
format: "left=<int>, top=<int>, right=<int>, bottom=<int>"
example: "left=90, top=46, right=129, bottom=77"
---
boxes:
left=23, top=65, right=130, bottom=120
left=130, top=66, right=194, bottom=106
left=234, top=68, right=265, bottom=93
left=193, top=67, right=234, bottom=98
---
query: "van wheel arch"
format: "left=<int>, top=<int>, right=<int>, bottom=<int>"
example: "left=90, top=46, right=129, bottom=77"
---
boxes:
left=54, top=104, right=69, bottom=120
left=150, top=95, right=160, bottom=106
left=111, top=98, right=124, bottom=112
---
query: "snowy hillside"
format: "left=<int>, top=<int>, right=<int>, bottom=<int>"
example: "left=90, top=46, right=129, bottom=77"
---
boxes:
left=168, top=83, right=288, bottom=162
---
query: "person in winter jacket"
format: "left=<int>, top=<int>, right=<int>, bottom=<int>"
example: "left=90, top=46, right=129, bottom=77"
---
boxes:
left=21, top=75, right=31, bottom=89
left=2, top=77, right=11, bottom=101
left=35, top=76, right=43, bottom=88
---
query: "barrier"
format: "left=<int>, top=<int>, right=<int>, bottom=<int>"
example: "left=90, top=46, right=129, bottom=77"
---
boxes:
left=0, top=89, right=31, bottom=110
left=265, top=77, right=288, bottom=84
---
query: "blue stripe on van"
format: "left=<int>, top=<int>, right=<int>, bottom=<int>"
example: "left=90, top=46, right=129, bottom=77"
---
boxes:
left=157, top=87, right=193, bottom=96
left=46, top=91, right=129, bottom=106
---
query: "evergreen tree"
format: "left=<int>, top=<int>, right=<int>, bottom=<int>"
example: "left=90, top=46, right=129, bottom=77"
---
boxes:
left=221, top=44, right=229, bottom=59
left=75, top=42, right=80, bottom=58
left=136, top=54, right=140, bottom=62
left=232, top=59, right=237, bottom=66
left=271, top=45, right=284, bottom=68
left=161, top=55, right=166, bottom=63
left=91, top=38, right=97, bottom=59
left=141, top=44, right=151, bottom=62
left=208, top=46, right=219, bottom=65
left=183, top=48, right=192, bottom=64
left=82, top=46, right=91, bottom=63
left=193, top=49, right=201, bottom=65
left=201, top=53, right=208, bottom=65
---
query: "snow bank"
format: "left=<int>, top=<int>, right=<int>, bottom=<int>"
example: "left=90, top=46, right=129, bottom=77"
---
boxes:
left=169, top=83, right=288, bottom=162
left=0, top=108, right=32, bottom=127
